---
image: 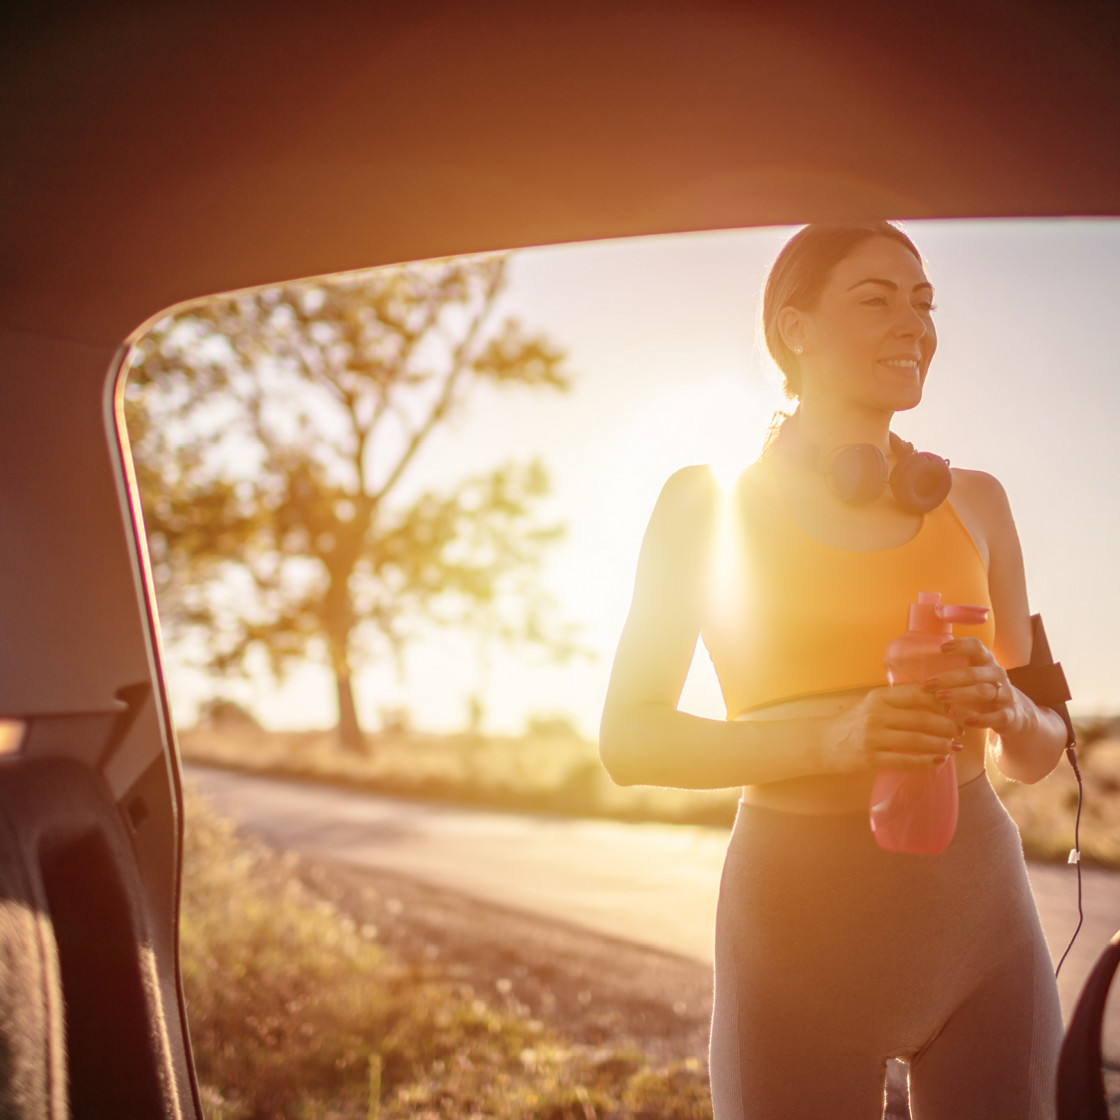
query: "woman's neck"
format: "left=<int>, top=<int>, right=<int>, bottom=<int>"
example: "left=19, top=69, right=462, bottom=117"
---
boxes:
left=795, top=400, right=893, bottom=457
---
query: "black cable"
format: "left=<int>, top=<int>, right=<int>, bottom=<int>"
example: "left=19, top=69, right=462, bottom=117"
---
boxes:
left=1054, top=743, right=1083, bottom=980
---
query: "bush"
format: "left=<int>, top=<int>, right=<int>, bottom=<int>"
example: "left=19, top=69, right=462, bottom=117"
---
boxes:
left=198, top=697, right=260, bottom=729
left=179, top=790, right=714, bottom=1118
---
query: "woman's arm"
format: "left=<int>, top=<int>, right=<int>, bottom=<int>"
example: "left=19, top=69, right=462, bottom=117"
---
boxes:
left=940, top=470, right=1067, bottom=784
left=599, top=466, right=962, bottom=789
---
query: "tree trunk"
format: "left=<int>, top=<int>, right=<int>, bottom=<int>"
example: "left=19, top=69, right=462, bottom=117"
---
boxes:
left=334, top=670, right=366, bottom=754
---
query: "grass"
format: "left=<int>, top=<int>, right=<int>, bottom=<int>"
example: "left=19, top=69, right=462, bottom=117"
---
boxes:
left=987, top=736, right=1120, bottom=866
left=178, top=724, right=1119, bottom=1115
left=179, top=719, right=1120, bottom=867
left=180, top=791, right=712, bottom=1119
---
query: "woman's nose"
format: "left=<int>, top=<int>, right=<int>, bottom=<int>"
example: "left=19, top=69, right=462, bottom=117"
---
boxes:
left=893, top=303, right=927, bottom=338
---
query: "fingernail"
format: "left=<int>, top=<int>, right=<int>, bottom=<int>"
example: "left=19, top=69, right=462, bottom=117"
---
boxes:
left=923, top=678, right=940, bottom=691
left=941, top=640, right=958, bottom=651
left=935, top=689, right=951, bottom=701
left=951, top=740, right=964, bottom=751
left=932, top=756, right=947, bottom=766
left=964, top=716, right=979, bottom=726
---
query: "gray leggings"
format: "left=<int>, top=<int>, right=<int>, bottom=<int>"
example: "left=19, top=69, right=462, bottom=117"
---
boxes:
left=709, top=775, right=1063, bottom=1119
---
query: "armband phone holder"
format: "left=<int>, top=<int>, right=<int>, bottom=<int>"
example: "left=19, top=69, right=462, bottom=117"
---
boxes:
left=1007, top=614, right=1074, bottom=750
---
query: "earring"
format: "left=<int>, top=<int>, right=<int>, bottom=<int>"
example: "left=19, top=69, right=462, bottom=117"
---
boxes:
left=793, top=345, right=803, bottom=355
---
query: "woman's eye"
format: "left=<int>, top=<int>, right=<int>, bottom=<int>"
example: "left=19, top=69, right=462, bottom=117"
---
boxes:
left=917, top=301, right=938, bottom=313
left=862, top=296, right=888, bottom=307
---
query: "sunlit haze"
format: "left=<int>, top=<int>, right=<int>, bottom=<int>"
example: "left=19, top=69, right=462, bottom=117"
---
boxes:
left=159, top=219, right=1120, bottom=738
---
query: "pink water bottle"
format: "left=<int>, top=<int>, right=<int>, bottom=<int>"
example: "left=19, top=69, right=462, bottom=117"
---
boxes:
left=870, top=592, right=990, bottom=854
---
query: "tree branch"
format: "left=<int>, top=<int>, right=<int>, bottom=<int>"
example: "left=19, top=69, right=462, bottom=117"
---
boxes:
left=370, top=257, right=506, bottom=508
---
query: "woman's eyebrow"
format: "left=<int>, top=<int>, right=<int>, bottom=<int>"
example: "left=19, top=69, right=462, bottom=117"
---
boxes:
left=846, top=277, right=935, bottom=292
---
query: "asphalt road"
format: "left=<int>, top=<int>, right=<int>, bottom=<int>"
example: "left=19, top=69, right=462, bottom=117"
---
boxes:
left=185, top=765, right=1119, bottom=1024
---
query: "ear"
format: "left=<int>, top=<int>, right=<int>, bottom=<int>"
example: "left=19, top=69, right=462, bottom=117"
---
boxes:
left=777, top=305, right=809, bottom=355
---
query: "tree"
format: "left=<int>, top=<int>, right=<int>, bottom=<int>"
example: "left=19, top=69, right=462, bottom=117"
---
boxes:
left=126, top=254, right=576, bottom=751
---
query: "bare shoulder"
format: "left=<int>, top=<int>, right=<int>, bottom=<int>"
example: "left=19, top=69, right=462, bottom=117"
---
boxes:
left=657, top=463, right=721, bottom=509
left=950, top=470, right=1036, bottom=664
left=950, top=467, right=1018, bottom=562
left=950, top=466, right=1012, bottom=513
left=646, top=464, right=721, bottom=537
left=954, top=463, right=1016, bottom=519
left=631, top=464, right=723, bottom=601
left=948, top=468, right=1022, bottom=580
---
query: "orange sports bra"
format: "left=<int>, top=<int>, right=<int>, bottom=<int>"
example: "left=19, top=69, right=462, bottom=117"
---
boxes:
left=701, top=467, right=996, bottom=718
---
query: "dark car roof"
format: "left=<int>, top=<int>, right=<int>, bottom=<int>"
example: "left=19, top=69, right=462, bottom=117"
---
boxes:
left=4, top=2, right=1119, bottom=346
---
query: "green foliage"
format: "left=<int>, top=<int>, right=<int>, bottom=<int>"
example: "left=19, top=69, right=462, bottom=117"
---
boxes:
left=198, top=696, right=261, bottom=729
left=180, top=792, right=712, bottom=1118
left=525, top=712, right=583, bottom=739
left=126, top=255, right=577, bottom=745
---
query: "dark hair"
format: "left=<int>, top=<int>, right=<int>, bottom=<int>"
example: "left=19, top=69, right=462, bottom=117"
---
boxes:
left=762, top=221, right=924, bottom=398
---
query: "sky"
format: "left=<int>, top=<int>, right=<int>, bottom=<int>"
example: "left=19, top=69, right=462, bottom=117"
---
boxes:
left=159, top=218, right=1120, bottom=739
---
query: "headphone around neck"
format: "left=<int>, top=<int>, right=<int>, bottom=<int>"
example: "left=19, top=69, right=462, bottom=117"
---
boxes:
left=775, top=418, right=952, bottom=514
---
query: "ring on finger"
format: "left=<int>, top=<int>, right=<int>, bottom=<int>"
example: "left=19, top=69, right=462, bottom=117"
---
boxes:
left=993, top=679, right=1004, bottom=704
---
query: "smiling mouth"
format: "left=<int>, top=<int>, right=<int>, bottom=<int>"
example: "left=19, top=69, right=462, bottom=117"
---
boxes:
left=880, top=358, right=921, bottom=370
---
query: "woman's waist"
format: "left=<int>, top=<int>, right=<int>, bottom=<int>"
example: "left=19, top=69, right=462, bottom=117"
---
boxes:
left=732, top=689, right=989, bottom=814
left=724, top=772, right=1018, bottom=883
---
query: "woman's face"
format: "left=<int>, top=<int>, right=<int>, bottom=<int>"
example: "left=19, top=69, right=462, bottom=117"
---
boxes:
left=783, top=235, right=937, bottom=415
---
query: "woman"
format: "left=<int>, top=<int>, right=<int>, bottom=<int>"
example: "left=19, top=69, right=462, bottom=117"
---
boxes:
left=599, top=222, right=1067, bottom=1119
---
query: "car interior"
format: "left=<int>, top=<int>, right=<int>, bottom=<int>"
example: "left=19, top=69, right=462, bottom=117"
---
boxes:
left=2, top=4, right=1118, bottom=1116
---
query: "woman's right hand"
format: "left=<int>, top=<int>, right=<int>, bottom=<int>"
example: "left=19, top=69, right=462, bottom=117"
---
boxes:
left=819, top=686, right=963, bottom=774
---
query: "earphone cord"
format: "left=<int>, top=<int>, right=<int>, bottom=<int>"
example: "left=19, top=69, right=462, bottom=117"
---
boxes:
left=1054, top=743, right=1083, bottom=980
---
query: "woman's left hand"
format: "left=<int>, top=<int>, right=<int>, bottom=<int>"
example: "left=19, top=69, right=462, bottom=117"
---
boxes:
left=923, top=637, right=1026, bottom=737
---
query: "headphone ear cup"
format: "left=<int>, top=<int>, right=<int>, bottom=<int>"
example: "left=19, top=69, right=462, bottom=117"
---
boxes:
left=890, top=452, right=952, bottom=514
left=829, top=444, right=889, bottom=505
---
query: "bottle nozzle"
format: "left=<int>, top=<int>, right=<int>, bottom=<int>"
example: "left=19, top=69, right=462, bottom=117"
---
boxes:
left=937, top=604, right=990, bottom=626
left=907, top=592, right=989, bottom=635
